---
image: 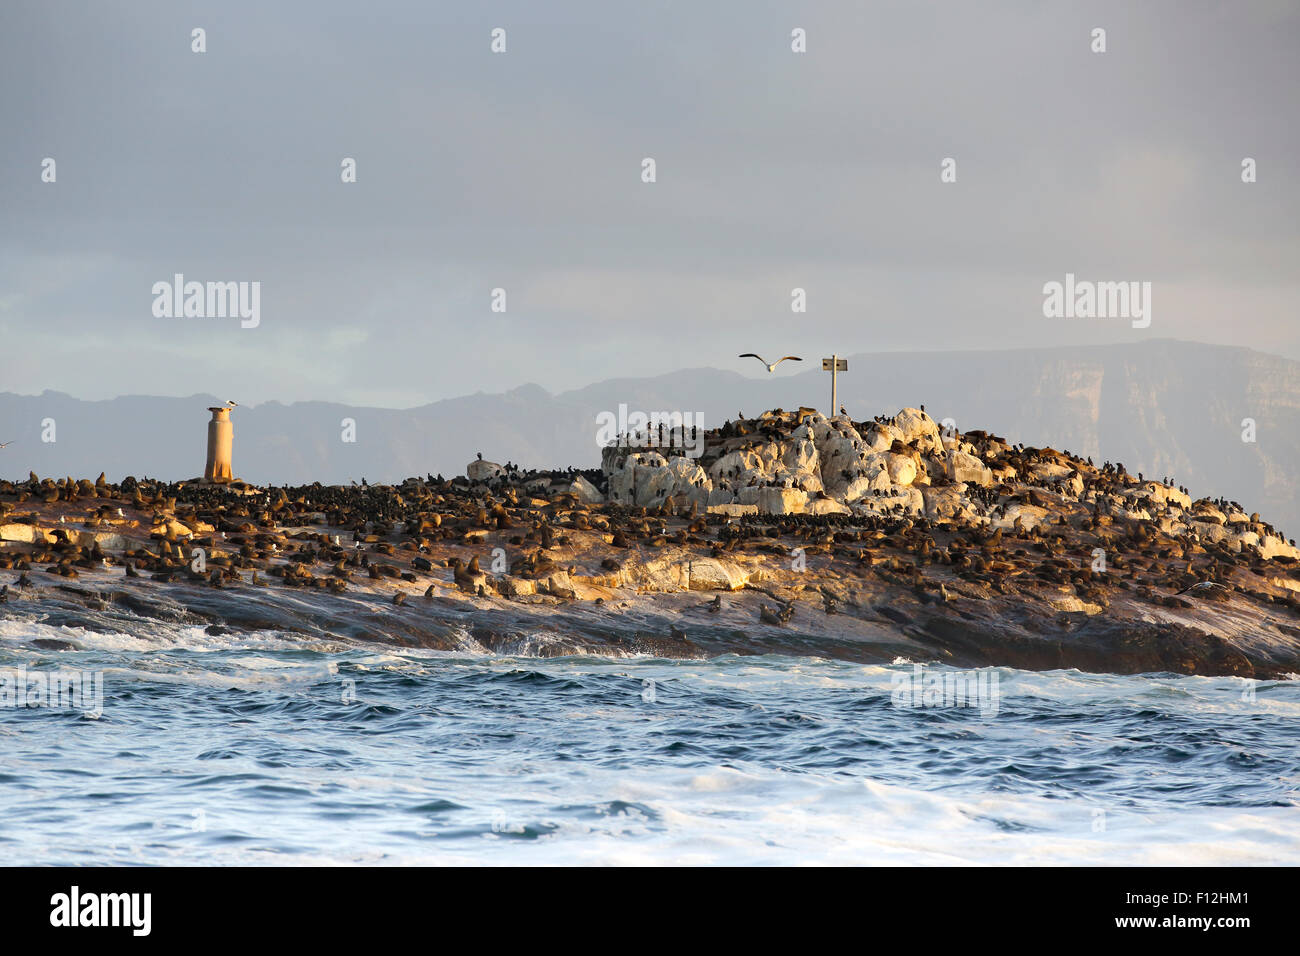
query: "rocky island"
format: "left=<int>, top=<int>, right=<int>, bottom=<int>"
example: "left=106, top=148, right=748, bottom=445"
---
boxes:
left=3, top=407, right=1300, bottom=678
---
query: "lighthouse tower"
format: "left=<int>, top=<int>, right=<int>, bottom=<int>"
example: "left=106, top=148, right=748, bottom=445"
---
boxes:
left=203, top=406, right=234, bottom=482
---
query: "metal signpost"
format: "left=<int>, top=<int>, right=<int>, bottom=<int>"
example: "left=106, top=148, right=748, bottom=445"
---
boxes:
left=822, top=355, right=847, bottom=416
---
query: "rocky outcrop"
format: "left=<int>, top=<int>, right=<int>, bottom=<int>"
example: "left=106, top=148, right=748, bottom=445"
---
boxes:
left=595, top=403, right=1300, bottom=575
left=945, top=450, right=993, bottom=487
left=603, top=407, right=948, bottom=516
left=6, top=403, right=1300, bottom=679
left=467, top=459, right=503, bottom=482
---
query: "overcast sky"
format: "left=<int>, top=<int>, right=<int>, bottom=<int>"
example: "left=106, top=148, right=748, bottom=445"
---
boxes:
left=1, top=0, right=1296, bottom=407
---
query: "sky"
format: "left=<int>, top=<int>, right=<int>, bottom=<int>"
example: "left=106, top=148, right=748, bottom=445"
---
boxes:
left=1, top=0, right=1297, bottom=408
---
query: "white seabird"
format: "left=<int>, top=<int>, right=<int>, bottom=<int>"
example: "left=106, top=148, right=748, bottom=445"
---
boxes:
left=739, top=353, right=803, bottom=373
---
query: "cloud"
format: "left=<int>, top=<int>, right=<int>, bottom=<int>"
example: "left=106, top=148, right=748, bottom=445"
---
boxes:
left=0, top=0, right=1296, bottom=405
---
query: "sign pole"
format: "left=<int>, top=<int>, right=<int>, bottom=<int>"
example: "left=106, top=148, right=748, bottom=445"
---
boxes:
left=821, top=355, right=848, bottom=417
left=831, top=353, right=838, bottom=415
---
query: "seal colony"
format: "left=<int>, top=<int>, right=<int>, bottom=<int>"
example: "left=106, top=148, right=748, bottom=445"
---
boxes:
left=3, top=407, right=1300, bottom=677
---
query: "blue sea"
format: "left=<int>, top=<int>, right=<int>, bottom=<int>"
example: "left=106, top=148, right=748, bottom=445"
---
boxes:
left=1, top=615, right=1297, bottom=865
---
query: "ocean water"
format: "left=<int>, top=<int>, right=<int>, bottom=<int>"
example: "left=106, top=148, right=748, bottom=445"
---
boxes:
left=0, top=615, right=1297, bottom=866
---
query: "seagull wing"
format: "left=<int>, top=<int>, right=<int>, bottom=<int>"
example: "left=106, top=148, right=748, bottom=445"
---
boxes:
left=738, top=353, right=769, bottom=367
left=773, top=356, right=803, bottom=367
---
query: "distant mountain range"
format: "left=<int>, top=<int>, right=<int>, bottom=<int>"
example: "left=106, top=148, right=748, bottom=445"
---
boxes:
left=3, top=339, right=1297, bottom=536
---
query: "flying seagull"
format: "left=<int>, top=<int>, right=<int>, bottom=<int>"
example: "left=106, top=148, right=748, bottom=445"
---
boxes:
left=224, top=400, right=238, bottom=408
left=0, top=441, right=12, bottom=448
left=739, top=353, right=803, bottom=373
